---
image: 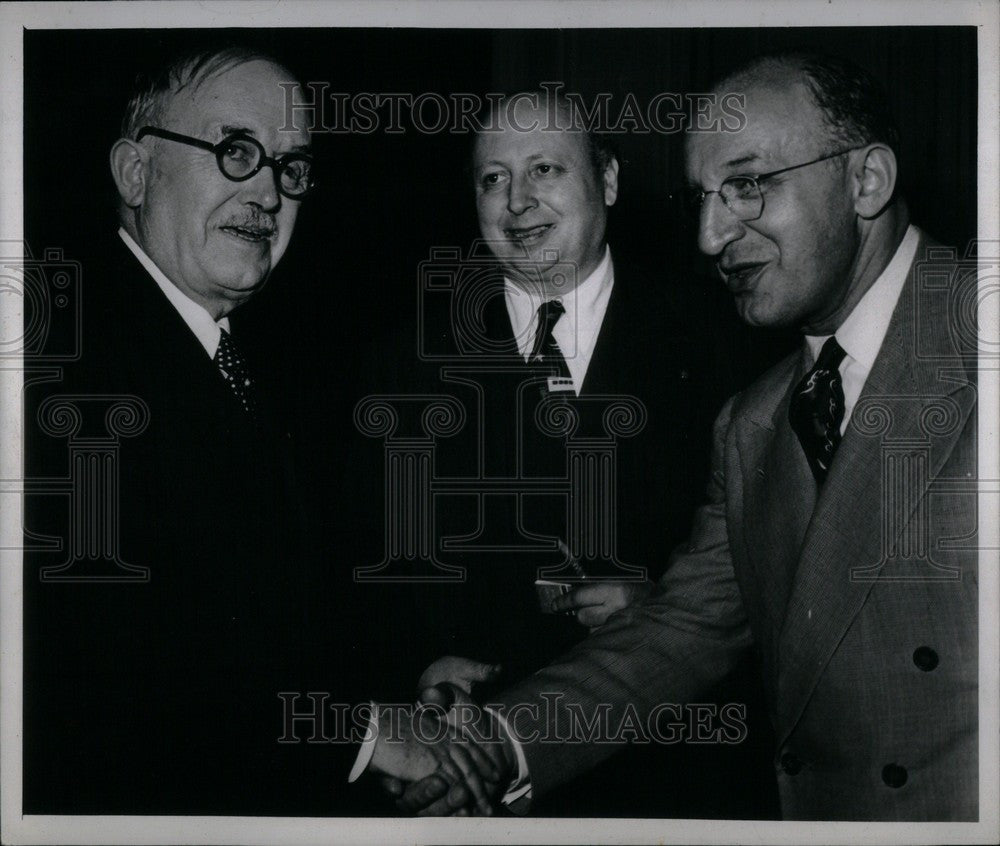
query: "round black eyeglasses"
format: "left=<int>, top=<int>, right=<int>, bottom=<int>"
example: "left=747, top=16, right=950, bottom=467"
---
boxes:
left=136, top=126, right=316, bottom=199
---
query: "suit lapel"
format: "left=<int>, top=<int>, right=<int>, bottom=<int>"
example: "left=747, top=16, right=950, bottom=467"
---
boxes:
left=481, top=282, right=523, bottom=360
left=582, top=267, right=682, bottom=396
left=578, top=270, right=625, bottom=396
left=774, top=243, right=976, bottom=743
left=109, top=242, right=265, bottom=449
left=111, top=244, right=224, bottom=390
left=733, top=353, right=816, bottom=669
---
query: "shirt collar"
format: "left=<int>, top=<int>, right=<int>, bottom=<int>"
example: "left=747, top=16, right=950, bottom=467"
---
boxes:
left=804, top=224, right=920, bottom=369
left=118, top=226, right=230, bottom=359
left=504, top=245, right=612, bottom=355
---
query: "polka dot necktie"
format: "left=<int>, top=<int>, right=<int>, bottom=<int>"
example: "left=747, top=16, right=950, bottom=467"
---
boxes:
left=528, top=300, right=572, bottom=386
left=214, top=328, right=257, bottom=417
left=789, top=336, right=847, bottom=484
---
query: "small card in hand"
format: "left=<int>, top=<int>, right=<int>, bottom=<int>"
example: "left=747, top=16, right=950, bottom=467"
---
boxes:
left=535, top=579, right=574, bottom=614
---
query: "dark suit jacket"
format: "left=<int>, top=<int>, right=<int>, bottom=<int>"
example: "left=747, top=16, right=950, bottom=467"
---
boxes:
left=497, top=232, right=978, bottom=821
left=339, top=249, right=780, bottom=816
left=23, top=237, right=374, bottom=816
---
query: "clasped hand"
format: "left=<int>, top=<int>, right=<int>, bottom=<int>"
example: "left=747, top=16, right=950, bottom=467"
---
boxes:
left=368, top=682, right=514, bottom=815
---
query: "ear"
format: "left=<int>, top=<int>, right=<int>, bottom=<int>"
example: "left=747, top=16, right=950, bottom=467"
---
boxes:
left=852, top=144, right=897, bottom=219
left=603, top=156, right=620, bottom=207
left=109, top=138, right=149, bottom=209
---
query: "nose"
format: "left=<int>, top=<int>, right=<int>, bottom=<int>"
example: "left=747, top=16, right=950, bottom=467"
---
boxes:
left=507, top=172, right=537, bottom=215
left=240, top=164, right=282, bottom=214
left=697, top=192, right=745, bottom=257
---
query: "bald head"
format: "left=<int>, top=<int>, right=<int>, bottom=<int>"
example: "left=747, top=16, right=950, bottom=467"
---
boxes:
left=685, top=53, right=907, bottom=334
left=718, top=51, right=900, bottom=155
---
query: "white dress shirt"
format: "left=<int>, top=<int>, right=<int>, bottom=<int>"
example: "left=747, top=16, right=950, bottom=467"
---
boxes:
left=118, top=227, right=230, bottom=358
left=804, top=224, right=920, bottom=434
left=504, top=246, right=615, bottom=394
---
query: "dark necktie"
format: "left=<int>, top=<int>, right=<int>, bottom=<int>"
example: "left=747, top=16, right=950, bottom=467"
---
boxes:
left=214, top=328, right=257, bottom=417
left=528, top=300, right=572, bottom=386
left=789, top=336, right=847, bottom=484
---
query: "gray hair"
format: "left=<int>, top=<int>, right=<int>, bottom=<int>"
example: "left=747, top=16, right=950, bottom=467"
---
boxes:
left=120, top=45, right=293, bottom=140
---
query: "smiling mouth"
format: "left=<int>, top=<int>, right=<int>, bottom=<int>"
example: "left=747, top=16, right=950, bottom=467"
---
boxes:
left=504, top=223, right=554, bottom=244
left=220, top=225, right=275, bottom=244
left=720, top=261, right=767, bottom=293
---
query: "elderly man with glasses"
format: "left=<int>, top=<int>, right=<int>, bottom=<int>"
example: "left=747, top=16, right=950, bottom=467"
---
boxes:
left=23, top=46, right=401, bottom=817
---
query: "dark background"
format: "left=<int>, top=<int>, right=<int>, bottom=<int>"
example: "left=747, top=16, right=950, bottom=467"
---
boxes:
left=21, top=25, right=979, bottom=818
left=25, top=26, right=977, bottom=357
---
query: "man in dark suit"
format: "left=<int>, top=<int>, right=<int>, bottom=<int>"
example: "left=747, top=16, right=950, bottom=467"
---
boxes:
left=388, top=52, right=979, bottom=822
left=22, top=45, right=428, bottom=816
left=358, top=92, right=778, bottom=816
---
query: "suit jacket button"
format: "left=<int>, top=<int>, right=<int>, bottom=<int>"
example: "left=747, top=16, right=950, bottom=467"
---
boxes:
left=913, top=646, right=939, bottom=671
left=882, top=763, right=908, bottom=788
left=780, top=752, right=802, bottom=775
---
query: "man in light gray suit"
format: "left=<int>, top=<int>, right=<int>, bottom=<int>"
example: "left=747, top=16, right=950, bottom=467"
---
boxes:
left=380, top=50, right=978, bottom=821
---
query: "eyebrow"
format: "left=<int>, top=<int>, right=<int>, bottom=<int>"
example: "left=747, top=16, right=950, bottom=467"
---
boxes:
left=476, top=151, right=564, bottom=170
left=220, top=124, right=312, bottom=154
left=221, top=124, right=255, bottom=138
left=685, top=152, right=765, bottom=190
left=722, top=153, right=764, bottom=170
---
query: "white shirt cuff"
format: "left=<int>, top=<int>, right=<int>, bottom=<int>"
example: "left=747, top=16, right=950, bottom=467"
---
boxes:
left=347, top=702, right=379, bottom=783
left=485, top=706, right=532, bottom=807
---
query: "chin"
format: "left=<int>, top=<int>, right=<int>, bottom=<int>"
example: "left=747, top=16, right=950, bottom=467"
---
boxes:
left=738, top=298, right=788, bottom=330
left=216, top=270, right=268, bottom=297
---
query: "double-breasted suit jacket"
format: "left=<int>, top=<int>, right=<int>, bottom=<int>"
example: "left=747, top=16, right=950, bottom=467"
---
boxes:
left=498, top=234, right=978, bottom=821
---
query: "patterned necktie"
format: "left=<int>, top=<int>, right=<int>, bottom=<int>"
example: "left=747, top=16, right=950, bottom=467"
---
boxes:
left=789, top=336, right=847, bottom=484
left=214, top=328, right=257, bottom=417
left=528, top=300, right=572, bottom=386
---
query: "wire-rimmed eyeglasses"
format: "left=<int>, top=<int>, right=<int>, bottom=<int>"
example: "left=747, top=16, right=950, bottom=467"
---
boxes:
left=685, top=146, right=864, bottom=222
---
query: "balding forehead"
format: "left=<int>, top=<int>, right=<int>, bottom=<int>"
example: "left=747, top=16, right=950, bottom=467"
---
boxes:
left=482, top=94, right=588, bottom=133
left=720, top=76, right=831, bottom=142
left=702, top=81, right=828, bottom=143
left=685, top=81, right=831, bottom=180
left=718, top=57, right=806, bottom=95
left=474, top=116, right=590, bottom=165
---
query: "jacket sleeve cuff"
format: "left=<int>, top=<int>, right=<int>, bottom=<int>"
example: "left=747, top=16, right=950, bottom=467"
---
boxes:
left=486, top=706, right=532, bottom=811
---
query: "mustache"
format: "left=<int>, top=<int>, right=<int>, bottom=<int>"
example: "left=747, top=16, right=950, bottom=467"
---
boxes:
left=220, top=213, right=277, bottom=237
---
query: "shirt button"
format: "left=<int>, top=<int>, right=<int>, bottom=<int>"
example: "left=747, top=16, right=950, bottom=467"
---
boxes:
left=882, top=763, right=908, bottom=788
left=912, top=646, right=939, bottom=671
left=780, top=752, right=803, bottom=775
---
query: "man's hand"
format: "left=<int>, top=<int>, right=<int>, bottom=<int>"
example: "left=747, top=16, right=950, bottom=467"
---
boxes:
left=367, top=706, right=438, bottom=784
left=551, top=580, right=655, bottom=628
left=384, top=686, right=516, bottom=816
left=417, top=656, right=502, bottom=695
left=368, top=701, right=505, bottom=816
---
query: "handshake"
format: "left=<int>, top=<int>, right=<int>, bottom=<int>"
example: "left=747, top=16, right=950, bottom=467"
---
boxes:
left=365, top=657, right=516, bottom=816
left=361, top=579, right=654, bottom=815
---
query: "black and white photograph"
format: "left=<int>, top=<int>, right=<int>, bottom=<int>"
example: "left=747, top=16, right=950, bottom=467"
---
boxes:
left=1, top=1, right=997, bottom=844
